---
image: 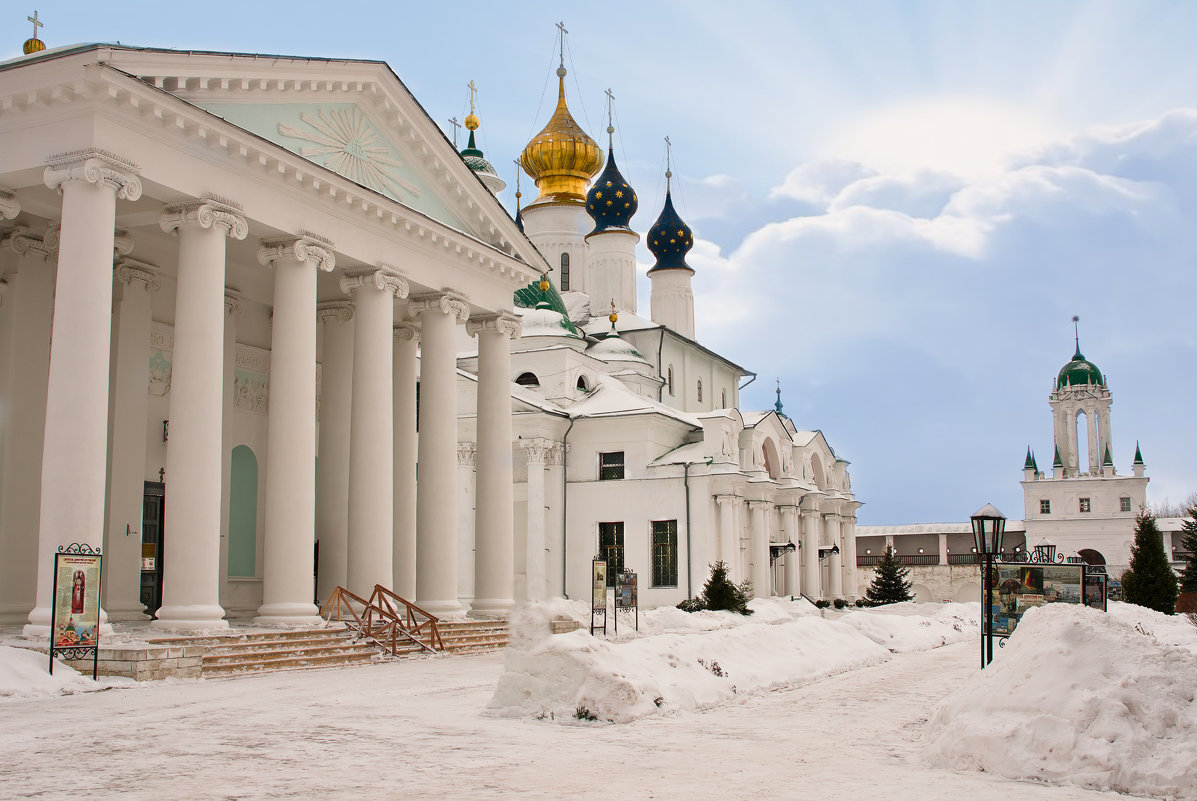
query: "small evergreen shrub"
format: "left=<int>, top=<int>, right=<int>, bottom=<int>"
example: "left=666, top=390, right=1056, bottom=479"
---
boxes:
left=833, top=598, right=847, bottom=609
left=1123, top=510, right=1179, bottom=615
left=675, top=561, right=754, bottom=615
left=865, top=546, right=913, bottom=605
left=1177, top=504, right=1197, bottom=595
left=814, top=599, right=831, bottom=609
left=574, top=706, right=597, bottom=721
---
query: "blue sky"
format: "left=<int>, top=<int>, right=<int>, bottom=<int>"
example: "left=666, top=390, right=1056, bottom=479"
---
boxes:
left=10, top=1, right=1197, bottom=523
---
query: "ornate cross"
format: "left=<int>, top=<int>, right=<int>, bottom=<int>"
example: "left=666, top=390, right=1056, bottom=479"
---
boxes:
left=448, top=116, right=460, bottom=147
left=664, top=135, right=673, bottom=185
left=467, top=80, right=478, bottom=114
left=28, top=10, right=43, bottom=38
left=556, top=21, right=568, bottom=67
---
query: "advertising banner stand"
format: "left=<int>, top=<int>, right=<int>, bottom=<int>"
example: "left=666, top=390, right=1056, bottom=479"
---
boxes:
left=987, top=559, right=1095, bottom=657
left=614, top=571, right=638, bottom=634
left=49, top=543, right=103, bottom=679
left=590, top=557, right=607, bottom=636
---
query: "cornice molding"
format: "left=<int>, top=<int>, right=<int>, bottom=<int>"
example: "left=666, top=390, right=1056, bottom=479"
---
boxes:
left=43, top=149, right=142, bottom=201
left=160, top=195, right=249, bottom=240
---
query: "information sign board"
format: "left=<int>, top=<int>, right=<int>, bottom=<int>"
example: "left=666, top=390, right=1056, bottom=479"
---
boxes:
left=590, top=558, right=607, bottom=636
left=1083, top=572, right=1107, bottom=611
left=49, top=544, right=102, bottom=679
left=989, top=563, right=1086, bottom=638
left=614, top=571, right=638, bottom=633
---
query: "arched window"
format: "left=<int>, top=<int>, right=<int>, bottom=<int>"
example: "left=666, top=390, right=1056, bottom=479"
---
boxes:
left=697, top=379, right=703, bottom=402
left=516, top=372, right=540, bottom=387
left=576, top=375, right=591, bottom=392
left=560, top=252, right=570, bottom=291
left=667, top=366, right=675, bottom=396
left=228, top=445, right=258, bottom=577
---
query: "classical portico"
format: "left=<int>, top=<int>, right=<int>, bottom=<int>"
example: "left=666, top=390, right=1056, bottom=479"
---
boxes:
left=0, top=45, right=543, bottom=633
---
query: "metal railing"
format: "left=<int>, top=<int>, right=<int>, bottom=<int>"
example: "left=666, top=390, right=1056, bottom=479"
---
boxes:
left=857, top=554, right=941, bottom=567
left=321, top=584, right=443, bottom=656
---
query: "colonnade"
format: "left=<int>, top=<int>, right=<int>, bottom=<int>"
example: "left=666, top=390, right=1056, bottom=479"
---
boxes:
left=4, top=150, right=522, bottom=635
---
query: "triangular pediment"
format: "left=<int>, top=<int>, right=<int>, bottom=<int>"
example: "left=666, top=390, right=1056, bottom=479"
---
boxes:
left=196, top=100, right=466, bottom=230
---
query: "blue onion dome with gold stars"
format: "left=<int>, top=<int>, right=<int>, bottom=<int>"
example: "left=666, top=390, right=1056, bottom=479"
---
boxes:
left=646, top=190, right=695, bottom=273
left=586, top=147, right=638, bottom=233
left=519, top=67, right=603, bottom=205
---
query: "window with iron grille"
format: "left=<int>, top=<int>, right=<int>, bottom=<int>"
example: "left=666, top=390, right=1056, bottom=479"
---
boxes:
left=599, top=451, right=625, bottom=480
left=1120, top=496, right=1132, bottom=512
left=651, top=520, right=678, bottom=587
left=599, top=521, right=624, bottom=586
left=1079, top=497, right=1091, bottom=513
left=1040, top=499, right=1051, bottom=514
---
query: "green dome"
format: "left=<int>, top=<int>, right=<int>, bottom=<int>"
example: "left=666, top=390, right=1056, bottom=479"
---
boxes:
left=1056, top=346, right=1103, bottom=389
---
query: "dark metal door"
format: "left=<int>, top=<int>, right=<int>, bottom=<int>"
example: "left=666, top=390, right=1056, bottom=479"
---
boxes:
left=140, top=482, right=165, bottom=615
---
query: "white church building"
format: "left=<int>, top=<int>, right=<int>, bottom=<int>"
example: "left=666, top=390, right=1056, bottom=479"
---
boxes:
left=0, top=35, right=860, bottom=635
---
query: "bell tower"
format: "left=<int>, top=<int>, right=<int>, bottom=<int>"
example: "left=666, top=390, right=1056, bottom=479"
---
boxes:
left=1049, top=318, right=1112, bottom=477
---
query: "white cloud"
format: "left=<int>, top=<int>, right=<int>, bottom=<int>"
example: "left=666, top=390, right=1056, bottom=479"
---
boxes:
left=770, top=158, right=878, bottom=206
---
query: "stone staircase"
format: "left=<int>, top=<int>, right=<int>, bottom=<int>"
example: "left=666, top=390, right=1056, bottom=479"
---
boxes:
left=144, top=619, right=509, bottom=679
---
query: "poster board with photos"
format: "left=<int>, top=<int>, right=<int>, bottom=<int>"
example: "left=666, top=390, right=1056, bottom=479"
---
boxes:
left=989, top=563, right=1086, bottom=637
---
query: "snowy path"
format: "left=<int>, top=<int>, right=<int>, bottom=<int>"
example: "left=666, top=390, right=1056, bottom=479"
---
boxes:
left=0, top=641, right=1147, bottom=800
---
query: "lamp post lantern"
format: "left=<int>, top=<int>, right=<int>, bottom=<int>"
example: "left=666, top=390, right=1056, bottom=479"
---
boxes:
left=971, top=503, right=1006, bottom=668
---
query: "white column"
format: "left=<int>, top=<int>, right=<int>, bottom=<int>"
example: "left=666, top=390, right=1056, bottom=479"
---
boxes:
left=410, top=291, right=469, bottom=616
left=544, top=443, right=565, bottom=599
left=153, top=199, right=247, bottom=630
left=468, top=312, right=521, bottom=617
left=781, top=505, right=800, bottom=597
left=715, top=496, right=737, bottom=573
left=104, top=258, right=159, bottom=621
left=0, top=228, right=54, bottom=624
left=801, top=506, right=821, bottom=600
left=748, top=500, right=771, bottom=599
left=342, top=267, right=407, bottom=596
left=218, top=290, right=241, bottom=610
left=938, top=532, right=949, bottom=566
left=392, top=323, right=419, bottom=599
left=456, top=443, right=476, bottom=605
left=255, top=236, right=335, bottom=625
left=315, top=301, right=354, bottom=605
left=521, top=439, right=551, bottom=603
left=25, top=153, right=141, bottom=636
left=841, top=513, right=858, bottom=601
left=827, top=513, right=844, bottom=599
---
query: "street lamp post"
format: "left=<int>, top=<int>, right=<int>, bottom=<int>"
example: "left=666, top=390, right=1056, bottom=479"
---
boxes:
left=971, top=503, right=1007, bottom=669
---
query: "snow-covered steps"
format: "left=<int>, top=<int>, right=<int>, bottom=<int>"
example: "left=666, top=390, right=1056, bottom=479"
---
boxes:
left=435, top=620, right=510, bottom=654
left=147, top=626, right=388, bottom=679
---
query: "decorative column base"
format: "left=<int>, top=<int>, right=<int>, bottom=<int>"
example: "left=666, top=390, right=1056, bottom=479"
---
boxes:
left=151, top=605, right=229, bottom=632
left=253, top=603, right=324, bottom=627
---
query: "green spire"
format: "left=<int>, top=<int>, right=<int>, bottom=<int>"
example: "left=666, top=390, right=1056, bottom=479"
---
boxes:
left=774, top=379, right=785, bottom=416
left=1053, top=444, right=1063, bottom=469
left=1103, top=443, right=1113, bottom=466
left=1134, top=441, right=1144, bottom=466
left=1024, top=447, right=1035, bottom=470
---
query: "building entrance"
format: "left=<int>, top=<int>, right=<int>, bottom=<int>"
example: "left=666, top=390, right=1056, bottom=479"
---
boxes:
left=140, top=482, right=165, bottom=615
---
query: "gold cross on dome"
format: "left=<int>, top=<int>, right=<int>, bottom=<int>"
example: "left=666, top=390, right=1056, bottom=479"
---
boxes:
left=467, top=80, right=478, bottom=114
left=29, top=10, right=44, bottom=37
left=556, top=21, right=569, bottom=67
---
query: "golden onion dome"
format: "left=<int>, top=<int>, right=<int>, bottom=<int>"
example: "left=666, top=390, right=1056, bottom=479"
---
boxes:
left=464, top=112, right=480, bottom=131
left=23, top=37, right=46, bottom=55
left=519, top=68, right=603, bottom=205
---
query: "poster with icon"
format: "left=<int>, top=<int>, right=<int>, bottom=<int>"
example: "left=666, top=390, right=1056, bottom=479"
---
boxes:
left=50, top=545, right=102, bottom=678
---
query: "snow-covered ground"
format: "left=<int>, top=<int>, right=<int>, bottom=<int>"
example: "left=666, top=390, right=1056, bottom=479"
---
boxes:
left=0, top=600, right=1193, bottom=800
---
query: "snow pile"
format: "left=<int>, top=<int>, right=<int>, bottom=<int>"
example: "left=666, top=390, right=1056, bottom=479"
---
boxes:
left=841, top=601, right=978, bottom=652
left=924, top=603, right=1197, bottom=800
left=488, top=599, right=976, bottom=724
left=0, top=646, right=101, bottom=699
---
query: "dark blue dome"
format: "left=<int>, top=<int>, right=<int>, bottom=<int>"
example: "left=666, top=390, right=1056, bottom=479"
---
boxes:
left=585, top=148, right=637, bottom=233
left=646, top=190, right=694, bottom=273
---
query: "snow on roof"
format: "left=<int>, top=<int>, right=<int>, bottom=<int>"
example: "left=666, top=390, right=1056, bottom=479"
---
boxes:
left=568, top=374, right=699, bottom=426
left=856, top=521, right=1028, bottom=536
left=651, top=441, right=708, bottom=466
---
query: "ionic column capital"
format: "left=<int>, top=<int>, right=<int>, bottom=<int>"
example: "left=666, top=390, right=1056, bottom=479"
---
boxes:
left=44, top=149, right=142, bottom=200
left=747, top=499, right=774, bottom=510
left=258, top=231, right=336, bottom=273
left=547, top=442, right=568, bottom=466
left=1, top=226, right=53, bottom=260
left=393, top=322, right=420, bottom=343
left=114, top=257, right=161, bottom=292
left=457, top=441, right=477, bottom=467
left=224, top=289, right=244, bottom=316
left=408, top=289, right=470, bottom=324
left=317, top=300, right=354, bottom=324
left=160, top=195, right=248, bottom=240
left=520, top=437, right=554, bottom=464
left=0, top=188, right=19, bottom=220
left=340, top=265, right=409, bottom=298
left=466, top=310, right=522, bottom=339
left=714, top=494, right=743, bottom=508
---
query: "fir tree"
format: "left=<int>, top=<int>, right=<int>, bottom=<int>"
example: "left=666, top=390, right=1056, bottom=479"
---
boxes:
left=1176, top=504, right=1197, bottom=595
left=676, top=561, right=754, bottom=615
left=865, top=546, right=913, bottom=605
left=1122, top=510, right=1179, bottom=615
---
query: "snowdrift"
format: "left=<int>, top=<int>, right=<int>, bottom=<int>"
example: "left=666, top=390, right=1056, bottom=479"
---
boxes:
left=924, top=603, right=1197, bottom=801
left=487, top=598, right=978, bottom=724
left=0, top=645, right=101, bottom=699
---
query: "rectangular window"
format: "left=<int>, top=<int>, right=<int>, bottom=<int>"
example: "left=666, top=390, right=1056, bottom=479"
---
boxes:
left=599, top=522, right=624, bottom=586
left=652, top=520, right=678, bottom=587
left=1079, top=497, right=1091, bottom=513
left=1120, top=497, right=1132, bottom=512
left=1040, top=499, right=1051, bottom=514
left=599, top=451, right=625, bottom=480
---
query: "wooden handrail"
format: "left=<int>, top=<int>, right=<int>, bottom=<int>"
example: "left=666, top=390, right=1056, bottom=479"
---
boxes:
left=320, top=585, right=443, bottom=656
